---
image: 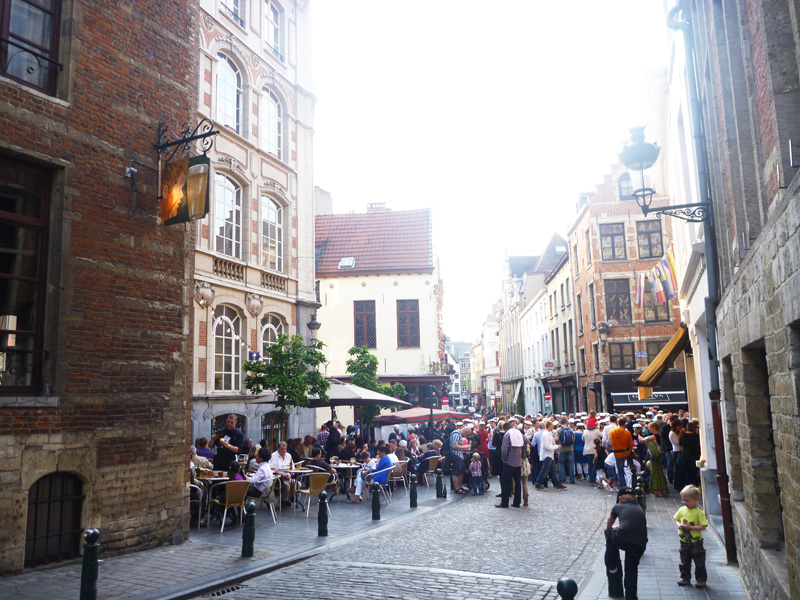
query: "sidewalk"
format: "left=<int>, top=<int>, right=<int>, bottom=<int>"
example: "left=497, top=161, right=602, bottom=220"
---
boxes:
left=576, top=491, right=749, bottom=600
left=3, top=483, right=456, bottom=600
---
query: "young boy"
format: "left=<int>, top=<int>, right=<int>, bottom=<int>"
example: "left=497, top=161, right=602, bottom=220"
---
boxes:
left=605, top=487, right=647, bottom=600
left=469, top=452, right=484, bottom=495
left=674, top=484, right=708, bottom=588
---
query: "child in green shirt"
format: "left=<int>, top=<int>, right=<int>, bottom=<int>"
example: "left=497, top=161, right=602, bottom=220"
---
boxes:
left=674, top=484, right=708, bottom=588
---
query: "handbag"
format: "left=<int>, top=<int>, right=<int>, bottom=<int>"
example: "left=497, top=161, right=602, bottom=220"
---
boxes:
left=520, top=445, right=531, bottom=477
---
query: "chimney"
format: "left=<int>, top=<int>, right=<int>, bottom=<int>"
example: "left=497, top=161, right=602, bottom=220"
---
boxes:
left=367, top=202, right=389, bottom=213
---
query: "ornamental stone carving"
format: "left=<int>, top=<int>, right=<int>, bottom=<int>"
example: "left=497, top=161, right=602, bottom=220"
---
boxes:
left=246, top=293, right=263, bottom=317
left=194, top=281, right=216, bottom=307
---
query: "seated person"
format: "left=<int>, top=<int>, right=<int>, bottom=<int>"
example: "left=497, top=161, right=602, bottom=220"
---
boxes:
left=191, top=446, right=212, bottom=470
left=196, top=437, right=215, bottom=461
left=348, top=447, right=392, bottom=503
left=246, top=447, right=275, bottom=498
left=339, top=441, right=357, bottom=462
left=268, top=441, right=295, bottom=508
left=415, top=442, right=442, bottom=483
left=396, top=439, right=409, bottom=461
left=386, top=439, right=400, bottom=465
left=307, top=446, right=337, bottom=474
left=246, top=444, right=261, bottom=472
left=288, top=438, right=302, bottom=464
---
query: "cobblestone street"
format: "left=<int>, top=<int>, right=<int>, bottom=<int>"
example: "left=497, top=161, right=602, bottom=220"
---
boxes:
left=190, top=480, right=614, bottom=600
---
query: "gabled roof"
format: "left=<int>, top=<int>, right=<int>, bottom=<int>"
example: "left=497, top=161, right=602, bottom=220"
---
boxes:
left=508, top=256, right=539, bottom=278
left=315, top=208, right=433, bottom=276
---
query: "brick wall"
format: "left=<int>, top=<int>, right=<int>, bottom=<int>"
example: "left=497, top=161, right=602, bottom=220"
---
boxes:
left=0, top=0, right=198, bottom=572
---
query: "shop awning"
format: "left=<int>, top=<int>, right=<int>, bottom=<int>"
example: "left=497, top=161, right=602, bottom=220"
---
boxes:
left=634, top=323, right=690, bottom=398
left=611, top=391, right=687, bottom=410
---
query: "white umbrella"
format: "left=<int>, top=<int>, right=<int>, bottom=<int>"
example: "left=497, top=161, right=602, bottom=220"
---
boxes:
left=309, top=379, right=412, bottom=407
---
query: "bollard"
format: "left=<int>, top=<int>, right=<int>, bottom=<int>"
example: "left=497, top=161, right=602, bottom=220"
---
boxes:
left=635, top=473, right=647, bottom=512
left=318, top=491, right=329, bottom=536
left=371, top=482, right=381, bottom=520
left=442, top=476, right=447, bottom=499
left=241, top=501, right=256, bottom=558
left=556, top=577, right=578, bottom=600
left=409, top=474, right=417, bottom=508
left=435, top=468, right=443, bottom=498
left=80, top=529, right=101, bottom=600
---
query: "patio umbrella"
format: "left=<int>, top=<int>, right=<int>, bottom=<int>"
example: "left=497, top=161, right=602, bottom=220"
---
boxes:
left=373, top=406, right=465, bottom=426
left=252, top=379, right=411, bottom=408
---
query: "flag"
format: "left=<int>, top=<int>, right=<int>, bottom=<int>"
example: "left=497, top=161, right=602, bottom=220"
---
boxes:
left=647, top=272, right=658, bottom=305
left=666, top=248, right=679, bottom=291
left=657, top=263, right=676, bottom=300
left=634, top=273, right=645, bottom=307
left=652, top=267, right=666, bottom=304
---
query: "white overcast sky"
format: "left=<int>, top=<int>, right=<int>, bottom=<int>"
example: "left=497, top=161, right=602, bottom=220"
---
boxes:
left=310, top=1, right=670, bottom=343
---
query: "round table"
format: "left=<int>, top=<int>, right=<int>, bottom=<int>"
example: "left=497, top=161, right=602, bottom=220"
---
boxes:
left=276, top=468, right=312, bottom=511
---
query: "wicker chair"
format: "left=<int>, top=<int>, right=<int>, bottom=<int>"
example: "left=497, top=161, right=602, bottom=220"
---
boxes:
left=207, top=480, right=250, bottom=533
left=296, top=472, right=334, bottom=518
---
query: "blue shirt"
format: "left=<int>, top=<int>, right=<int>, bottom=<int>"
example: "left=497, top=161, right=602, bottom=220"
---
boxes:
left=372, top=455, right=393, bottom=484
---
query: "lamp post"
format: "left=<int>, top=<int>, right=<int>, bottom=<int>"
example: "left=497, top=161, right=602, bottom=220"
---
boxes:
left=619, top=122, right=734, bottom=561
left=597, top=321, right=612, bottom=350
left=307, top=311, right=321, bottom=344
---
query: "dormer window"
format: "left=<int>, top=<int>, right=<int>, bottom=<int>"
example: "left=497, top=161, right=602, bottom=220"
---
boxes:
left=338, top=257, right=356, bottom=269
left=618, top=173, right=634, bottom=200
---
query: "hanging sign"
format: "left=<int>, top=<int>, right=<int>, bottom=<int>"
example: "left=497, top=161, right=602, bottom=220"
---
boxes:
left=160, top=155, right=210, bottom=226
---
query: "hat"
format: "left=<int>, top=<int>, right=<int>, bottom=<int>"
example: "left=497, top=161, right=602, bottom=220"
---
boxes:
left=633, top=423, right=643, bottom=429
left=455, top=421, right=464, bottom=426
left=617, top=487, right=636, bottom=500
left=599, top=418, right=610, bottom=424
left=625, top=412, right=635, bottom=417
left=568, top=418, right=576, bottom=424
left=399, top=440, right=407, bottom=447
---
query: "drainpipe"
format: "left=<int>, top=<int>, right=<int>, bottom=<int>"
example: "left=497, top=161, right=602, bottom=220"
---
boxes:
left=667, top=3, right=736, bottom=563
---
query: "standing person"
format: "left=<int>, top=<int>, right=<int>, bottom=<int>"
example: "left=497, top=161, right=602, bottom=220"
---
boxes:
left=669, top=421, right=683, bottom=490
left=583, top=422, right=602, bottom=484
left=679, top=421, right=702, bottom=487
left=210, top=414, right=244, bottom=471
left=476, top=421, right=490, bottom=461
left=388, top=424, right=406, bottom=442
left=534, top=420, right=567, bottom=491
left=490, top=420, right=505, bottom=478
left=604, top=487, right=648, bottom=600
left=556, top=417, right=576, bottom=484
left=469, top=453, right=484, bottom=495
left=674, top=485, right=709, bottom=588
left=325, top=420, right=341, bottom=459
left=497, top=421, right=525, bottom=508
left=661, top=414, right=678, bottom=483
left=574, top=423, right=588, bottom=481
left=610, top=417, right=635, bottom=487
left=641, top=422, right=668, bottom=496
left=450, top=426, right=470, bottom=494
left=602, top=414, right=619, bottom=453
left=530, top=421, right=544, bottom=485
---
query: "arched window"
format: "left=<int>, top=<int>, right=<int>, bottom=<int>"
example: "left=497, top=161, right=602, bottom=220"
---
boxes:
left=618, top=173, right=634, bottom=200
left=214, top=174, right=241, bottom=258
left=26, top=473, right=84, bottom=568
left=261, top=89, right=283, bottom=158
left=214, top=306, right=241, bottom=391
left=261, top=196, right=282, bottom=271
left=261, top=313, right=284, bottom=357
left=216, top=53, right=242, bottom=134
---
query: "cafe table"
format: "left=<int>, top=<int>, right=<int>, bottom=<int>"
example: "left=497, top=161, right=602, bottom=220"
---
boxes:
left=330, top=462, right=361, bottom=500
left=195, top=472, right=229, bottom=526
left=275, top=467, right=312, bottom=512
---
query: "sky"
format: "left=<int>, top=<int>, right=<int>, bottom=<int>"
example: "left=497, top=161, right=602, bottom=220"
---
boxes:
left=310, top=1, right=670, bottom=343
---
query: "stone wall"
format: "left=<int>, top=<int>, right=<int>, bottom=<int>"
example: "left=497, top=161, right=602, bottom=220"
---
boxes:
left=0, top=0, right=198, bottom=572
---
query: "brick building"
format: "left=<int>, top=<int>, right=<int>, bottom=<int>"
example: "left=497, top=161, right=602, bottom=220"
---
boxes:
left=568, top=171, right=686, bottom=414
left=665, top=3, right=800, bottom=598
left=0, top=0, right=197, bottom=571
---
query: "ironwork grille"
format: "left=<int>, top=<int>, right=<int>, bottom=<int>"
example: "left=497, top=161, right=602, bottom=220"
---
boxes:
left=354, top=300, right=376, bottom=348
left=25, top=473, right=84, bottom=568
left=397, top=299, right=419, bottom=348
left=644, top=294, right=670, bottom=321
left=604, top=279, right=632, bottom=324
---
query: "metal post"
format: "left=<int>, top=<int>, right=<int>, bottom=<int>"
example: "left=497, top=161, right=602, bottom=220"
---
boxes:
left=371, top=482, right=381, bottom=520
left=410, top=473, right=417, bottom=508
left=317, top=491, right=328, bottom=536
left=435, top=467, right=443, bottom=498
left=556, top=577, right=578, bottom=600
left=241, top=501, right=256, bottom=557
left=635, top=473, right=646, bottom=512
left=80, top=529, right=101, bottom=600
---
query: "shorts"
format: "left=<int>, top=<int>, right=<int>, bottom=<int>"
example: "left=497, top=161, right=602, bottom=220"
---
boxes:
left=450, top=455, right=465, bottom=477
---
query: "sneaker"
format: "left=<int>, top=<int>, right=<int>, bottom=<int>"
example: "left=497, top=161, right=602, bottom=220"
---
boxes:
left=535, top=485, right=545, bottom=491
left=557, top=486, right=568, bottom=491
left=677, top=580, right=690, bottom=586
left=695, top=582, right=706, bottom=588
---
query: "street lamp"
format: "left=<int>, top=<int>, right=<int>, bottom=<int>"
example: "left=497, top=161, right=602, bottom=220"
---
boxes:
left=598, top=321, right=612, bottom=350
left=306, top=311, right=321, bottom=343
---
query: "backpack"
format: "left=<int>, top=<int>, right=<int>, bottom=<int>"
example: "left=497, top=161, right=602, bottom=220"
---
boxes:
left=559, top=426, right=575, bottom=446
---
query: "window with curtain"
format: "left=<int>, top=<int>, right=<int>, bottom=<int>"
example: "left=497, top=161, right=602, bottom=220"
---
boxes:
left=1, top=0, right=61, bottom=94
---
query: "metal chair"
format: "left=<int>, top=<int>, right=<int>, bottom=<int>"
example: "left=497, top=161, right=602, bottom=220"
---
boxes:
left=421, top=455, right=442, bottom=486
left=255, top=477, right=279, bottom=524
left=296, top=472, right=334, bottom=518
left=365, top=466, right=394, bottom=505
left=189, top=483, right=203, bottom=528
left=388, top=462, right=408, bottom=495
left=207, top=480, right=250, bottom=533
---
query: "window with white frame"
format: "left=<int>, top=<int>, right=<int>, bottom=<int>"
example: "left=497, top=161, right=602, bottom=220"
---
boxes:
left=221, top=0, right=244, bottom=26
left=214, top=306, right=241, bottom=391
left=215, top=174, right=241, bottom=259
left=260, top=89, right=282, bottom=158
left=261, top=196, right=282, bottom=271
left=261, top=313, right=284, bottom=357
left=264, top=1, right=283, bottom=61
left=216, top=53, right=241, bottom=134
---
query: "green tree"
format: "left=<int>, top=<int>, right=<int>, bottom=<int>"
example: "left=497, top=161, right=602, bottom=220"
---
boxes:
left=345, top=346, right=406, bottom=430
left=244, top=333, right=330, bottom=422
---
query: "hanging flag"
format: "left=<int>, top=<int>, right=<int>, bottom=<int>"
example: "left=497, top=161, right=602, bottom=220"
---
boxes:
left=657, top=263, right=676, bottom=300
left=635, top=273, right=645, bottom=307
left=652, top=267, right=666, bottom=304
left=647, top=272, right=658, bottom=305
left=666, top=248, right=679, bottom=291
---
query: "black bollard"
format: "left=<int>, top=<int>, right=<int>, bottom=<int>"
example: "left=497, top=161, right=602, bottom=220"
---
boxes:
left=556, top=577, right=578, bottom=600
left=318, top=491, right=329, bottom=536
left=241, top=501, right=256, bottom=558
left=371, top=482, right=381, bottom=520
left=435, top=468, right=443, bottom=498
left=635, top=473, right=647, bottom=512
left=442, top=476, right=447, bottom=499
left=80, top=528, right=101, bottom=600
left=409, top=473, right=417, bottom=508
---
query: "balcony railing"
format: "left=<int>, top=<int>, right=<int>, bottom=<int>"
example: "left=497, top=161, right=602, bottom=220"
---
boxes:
left=266, top=44, right=284, bottom=62
left=220, top=3, right=244, bottom=27
left=261, top=271, right=287, bottom=293
left=213, top=257, right=244, bottom=282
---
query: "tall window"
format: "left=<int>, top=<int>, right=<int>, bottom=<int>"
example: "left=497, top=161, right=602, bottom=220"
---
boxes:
left=618, top=173, right=634, bottom=200
left=585, top=229, right=592, bottom=265
left=264, top=0, right=282, bottom=61
left=600, top=223, right=626, bottom=260
left=1, top=0, right=61, bottom=94
left=221, top=0, right=244, bottom=26
left=609, top=342, right=635, bottom=370
left=215, top=174, right=241, bottom=258
left=579, top=347, right=586, bottom=374
left=588, top=282, right=596, bottom=327
left=260, top=313, right=283, bottom=358
left=592, top=343, right=599, bottom=371
left=605, top=279, right=632, bottom=324
left=644, top=294, right=670, bottom=322
left=560, top=283, right=565, bottom=308
left=260, top=89, right=282, bottom=159
left=568, top=319, right=574, bottom=362
left=261, top=196, right=282, bottom=271
left=214, top=306, right=241, bottom=391
left=637, top=221, right=663, bottom=258
left=216, top=53, right=241, bottom=134
left=0, top=156, right=50, bottom=393
left=646, top=340, right=667, bottom=363
left=354, top=300, right=376, bottom=348
left=576, top=294, right=583, bottom=335
left=397, top=299, right=419, bottom=348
